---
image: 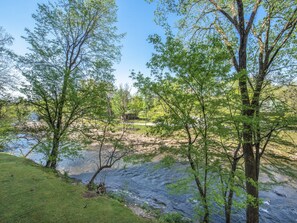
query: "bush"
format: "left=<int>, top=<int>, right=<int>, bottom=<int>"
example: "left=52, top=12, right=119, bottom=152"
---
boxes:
left=159, top=212, right=191, bottom=223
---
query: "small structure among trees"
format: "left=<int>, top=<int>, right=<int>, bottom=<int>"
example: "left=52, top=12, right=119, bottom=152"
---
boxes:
left=121, top=113, right=139, bottom=121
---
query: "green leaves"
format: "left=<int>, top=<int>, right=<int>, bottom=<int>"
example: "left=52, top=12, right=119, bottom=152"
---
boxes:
left=19, top=0, right=122, bottom=168
left=133, top=34, right=246, bottom=221
left=111, top=84, right=131, bottom=119
left=0, top=27, right=15, bottom=97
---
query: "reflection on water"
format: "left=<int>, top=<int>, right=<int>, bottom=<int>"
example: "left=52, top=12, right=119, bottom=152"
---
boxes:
left=3, top=137, right=297, bottom=223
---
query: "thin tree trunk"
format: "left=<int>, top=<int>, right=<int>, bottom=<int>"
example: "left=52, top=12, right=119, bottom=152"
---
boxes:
left=187, top=145, right=209, bottom=223
left=202, top=199, right=209, bottom=223
left=225, top=158, right=239, bottom=223
left=87, top=167, right=104, bottom=190
left=46, top=134, right=60, bottom=169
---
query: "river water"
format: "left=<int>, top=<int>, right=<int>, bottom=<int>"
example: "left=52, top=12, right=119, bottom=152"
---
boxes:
left=3, top=137, right=297, bottom=223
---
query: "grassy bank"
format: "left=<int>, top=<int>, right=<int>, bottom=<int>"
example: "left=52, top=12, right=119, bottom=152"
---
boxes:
left=0, top=153, right=152, bottom=223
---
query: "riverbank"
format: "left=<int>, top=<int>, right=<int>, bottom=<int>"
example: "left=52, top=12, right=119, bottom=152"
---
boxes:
left=0, top=153, right=153, bottom=223
left=3, top=129, right=297, bottom=223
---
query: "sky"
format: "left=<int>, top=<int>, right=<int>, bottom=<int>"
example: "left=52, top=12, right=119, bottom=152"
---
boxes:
left=0, top=0, right=166, bottom=91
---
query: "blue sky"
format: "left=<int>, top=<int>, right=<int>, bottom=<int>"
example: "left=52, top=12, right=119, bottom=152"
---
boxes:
left=0, top=0, right=166, bottom=90
left=115, top=0, right=165, bottom=87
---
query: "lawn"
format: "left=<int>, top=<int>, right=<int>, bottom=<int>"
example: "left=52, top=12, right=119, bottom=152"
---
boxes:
left=0, top=153, right=152, bottom=223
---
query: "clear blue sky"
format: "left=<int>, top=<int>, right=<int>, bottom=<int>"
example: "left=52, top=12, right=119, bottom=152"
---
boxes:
left=0, top=0, right=166, bottom=90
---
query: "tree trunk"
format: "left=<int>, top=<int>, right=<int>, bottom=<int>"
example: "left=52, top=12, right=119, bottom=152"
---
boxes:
left=46, top=134, right=60, bottom=169
left=187, top=148, right=209, bottom=223
left=237, top=21, right=260, bottom=220
left=225, top=159, right=238, bottom=223
left=240, top=97, right=259, bottom=223
left=240, top=76, right=259, bottom=223
left=202, top=199, right=209, bottom=223
left=87, top=167, right=104, bottom=190
left=243, top=140, right=259, bottom=223
left=225, top=204, right=231, bottom=223
left=225, top=208, right=231, bottom=223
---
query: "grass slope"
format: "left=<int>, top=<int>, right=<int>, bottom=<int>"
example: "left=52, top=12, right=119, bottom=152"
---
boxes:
left=0, top=153, right=151, bottom=223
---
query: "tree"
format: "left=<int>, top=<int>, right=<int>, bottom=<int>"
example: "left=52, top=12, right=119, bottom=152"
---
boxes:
left=0, top=27, right=16, bottom=148
left=133, top=36, right=246, bottom=223
left=0, top=27, right=14, bottom=98
left=111, top=84, right=131, bottom=121
left=129, top=94, right=145, bottom=117
left=20, top=0, right=122, bottom=169
left=79, top=81, right=131, bottom=190
left=147, top=1, right=297, bottom=222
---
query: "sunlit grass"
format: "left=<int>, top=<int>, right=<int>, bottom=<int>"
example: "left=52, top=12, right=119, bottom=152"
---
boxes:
left=0, top=153, right=153, bottom=223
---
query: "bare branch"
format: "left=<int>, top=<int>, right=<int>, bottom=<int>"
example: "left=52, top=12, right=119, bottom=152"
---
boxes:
left=208, top=0, right=239, bottom=31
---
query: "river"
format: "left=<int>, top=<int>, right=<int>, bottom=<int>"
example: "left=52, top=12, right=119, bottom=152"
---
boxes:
left=3, top=136, right=297, bottom=223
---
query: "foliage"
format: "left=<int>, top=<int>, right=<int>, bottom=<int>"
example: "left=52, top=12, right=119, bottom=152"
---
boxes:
left=0, top=28, right=18, bottom=147
left=147, top=1, right=297, bottom=222
left=133, top=35, right=249, bottom=222
left=77, top=80, right=132, bottom=189
left=0, top=103, right=16, bottom=150
left=19, top=0, right=122, bottom=168
left=159, top=212, right=190, bottom=223
left=129, top=94, right=145, bottom=116
left=111, top=84, right=132, bottom=119
left=0, top=27, right=16, bottom=97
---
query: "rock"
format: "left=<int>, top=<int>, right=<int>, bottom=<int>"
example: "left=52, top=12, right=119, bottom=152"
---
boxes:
left=273, top=190, right=287, bottom=197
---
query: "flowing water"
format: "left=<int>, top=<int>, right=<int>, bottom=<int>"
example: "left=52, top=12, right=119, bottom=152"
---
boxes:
left=3, top=136, right=297, bottom=223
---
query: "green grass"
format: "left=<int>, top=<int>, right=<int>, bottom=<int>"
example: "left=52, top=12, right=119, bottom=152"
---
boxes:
left=0, top=153, right=153, bottom=223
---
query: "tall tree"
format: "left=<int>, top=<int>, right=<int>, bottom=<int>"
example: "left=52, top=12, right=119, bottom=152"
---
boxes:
left=0, top=27, right=14, bottom=98
left=20, top=0, right=122, bottom=169
left=0, top=27, right=15, bottom=147
left=133, top=36, right=246, bottom=222
left=147, top=0, right=297, bottom=222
